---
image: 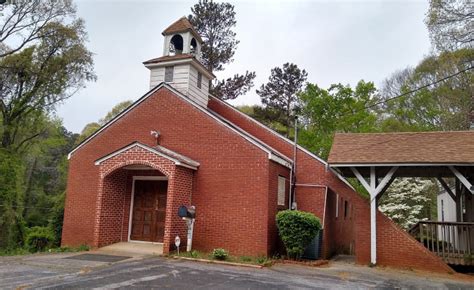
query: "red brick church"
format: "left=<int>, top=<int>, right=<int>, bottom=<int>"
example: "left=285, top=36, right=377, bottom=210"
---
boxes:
left=62, top=17, right=455, bottom=273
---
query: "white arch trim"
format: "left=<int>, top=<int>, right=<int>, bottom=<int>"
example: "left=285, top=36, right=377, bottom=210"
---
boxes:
left=94, top=142, right=200, bottom=171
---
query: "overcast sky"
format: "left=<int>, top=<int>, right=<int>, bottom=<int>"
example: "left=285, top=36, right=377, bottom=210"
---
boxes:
left=57, top=0, right=432, bottom=133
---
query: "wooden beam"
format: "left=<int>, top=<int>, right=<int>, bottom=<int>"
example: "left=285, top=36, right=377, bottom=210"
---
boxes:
left=449, top=166, right=474, bottom=194
left=437, top=177, right=456, bottom=201
left=369, top=167, right=377, bottom=265
left=374, top=166, right=398, bottom=197
left=350, top=167, right=371, bottom=193
left=350, top=166, right=398, bottom=265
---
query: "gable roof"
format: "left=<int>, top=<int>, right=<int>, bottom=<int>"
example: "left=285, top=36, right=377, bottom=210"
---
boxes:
left=162, top=17, right=203, bottom=43
left=68, top=83, right=292, bottom=168
left=328, top=131, right=474, bottom=165
left=208, top=96, right=328, bottom=166
left=95, top=142, right=200, bottom=170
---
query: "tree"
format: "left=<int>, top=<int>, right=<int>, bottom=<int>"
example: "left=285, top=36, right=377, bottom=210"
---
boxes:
left=22, top=119, right=76, bottom=228
left=0, top=149, right=25, bottom=248
left=188, top=0, right=238, bottom=72
left=425, top=0, right=474, bottom=51
left=298, top=81, right=379, bottom=159
left=99, top=100, right=132, bottom=124
left=379, top=178, right=435, bottom=229
left=212, top=71, right=256, bottom=100
left=0, top=3, right=96, bottom=151
left=188, top=0, right=256, bottom=100
left=77, top=100, right=133, bottom=143
left=0, top=0, right=77, bottom=58
left=380, top=48, right=473, bottom=131
left=257, top=63, right=308, bottom=137
left=237, top=104, right=288, bottom=135
left=0, top=0, right=93, bottom=250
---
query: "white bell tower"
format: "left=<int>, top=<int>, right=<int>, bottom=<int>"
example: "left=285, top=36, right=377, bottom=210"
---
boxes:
left=143, top=17, right=214, bottom=107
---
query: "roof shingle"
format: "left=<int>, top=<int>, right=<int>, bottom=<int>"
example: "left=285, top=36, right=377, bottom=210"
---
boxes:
left=162, top=17, right=203, bottom=42
left=328, top=131, right=474, bottom=165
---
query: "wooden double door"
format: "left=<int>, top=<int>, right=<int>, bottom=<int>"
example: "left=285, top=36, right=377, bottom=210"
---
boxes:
left=130, top=180, right=168, bottom=242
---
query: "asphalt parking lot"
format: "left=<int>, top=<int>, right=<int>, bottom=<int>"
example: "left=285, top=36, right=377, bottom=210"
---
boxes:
left=0, top=252, right=473, bottom=289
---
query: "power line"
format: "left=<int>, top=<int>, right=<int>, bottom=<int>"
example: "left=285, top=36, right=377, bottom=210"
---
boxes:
left=366, top=65, right=474, bottom=110
left=321, top=65, right=474, bottom=157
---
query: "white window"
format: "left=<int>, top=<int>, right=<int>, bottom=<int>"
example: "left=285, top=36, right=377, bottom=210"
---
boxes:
left=197, top=71, right=202, bottom=89
left=165, top=66, right=174, bottom=82
left=335, top=193, right=339, bottom=218
left=278, top=176, right=286, bottom=206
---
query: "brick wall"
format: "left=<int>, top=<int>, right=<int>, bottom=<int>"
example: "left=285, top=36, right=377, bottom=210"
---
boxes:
left=268, top=161, right=291, bottom=255
left=63, top=86, right=273, bottom=256
left=96, top=169, right=127, bottom=247
left=208, top=97, right=453, bottom=273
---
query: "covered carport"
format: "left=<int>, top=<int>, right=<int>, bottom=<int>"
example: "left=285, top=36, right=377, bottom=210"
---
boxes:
left=328, top=131, right=474, bottom=265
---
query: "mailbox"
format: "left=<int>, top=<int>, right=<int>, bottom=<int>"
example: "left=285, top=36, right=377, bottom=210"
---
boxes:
left=178, top=205, right=195, bottom=219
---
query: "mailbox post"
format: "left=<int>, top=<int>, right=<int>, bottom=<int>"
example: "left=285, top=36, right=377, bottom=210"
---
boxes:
left=178, top=205, right=195, bottom=252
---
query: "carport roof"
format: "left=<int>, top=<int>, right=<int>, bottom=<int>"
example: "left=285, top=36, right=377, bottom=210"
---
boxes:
left=328, top=131, right=474, bottom=166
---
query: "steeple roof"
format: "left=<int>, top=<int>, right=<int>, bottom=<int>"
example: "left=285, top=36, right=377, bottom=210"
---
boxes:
left=162, top=17, right=203, bottom=43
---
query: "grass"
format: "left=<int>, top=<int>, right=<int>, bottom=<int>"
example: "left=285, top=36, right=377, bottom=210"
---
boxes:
left=175, top=250, right=272, bottom=266
left=0, top=245, right=90, bottom=257
left=0, top=247, right=31, bottom=257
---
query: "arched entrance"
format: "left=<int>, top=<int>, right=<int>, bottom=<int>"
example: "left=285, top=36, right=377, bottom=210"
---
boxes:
left=93, top=142, right=199, bottom=254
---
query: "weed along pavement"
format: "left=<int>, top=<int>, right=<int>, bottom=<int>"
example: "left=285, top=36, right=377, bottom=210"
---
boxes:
left=0, top=252, right=473, bottom=289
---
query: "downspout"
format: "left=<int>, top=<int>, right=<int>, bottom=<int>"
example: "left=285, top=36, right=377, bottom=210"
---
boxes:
left=322, top=186, right=328, bottom=229
left=291, top=117, right=298, bottom=210
left=288, top=167, right=293, bottom=210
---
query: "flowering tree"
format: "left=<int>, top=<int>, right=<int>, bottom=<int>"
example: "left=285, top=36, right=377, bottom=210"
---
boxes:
left=379, top=178, right=434, bottom=229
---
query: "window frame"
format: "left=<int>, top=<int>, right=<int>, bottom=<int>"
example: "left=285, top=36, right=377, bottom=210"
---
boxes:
left=165, top=66, right=174, bottom=83
left=344, top=200, right=349, bottom=219
left=277, top=176, right=286, bottom=206
left=197, top=71, right=202, bottom=89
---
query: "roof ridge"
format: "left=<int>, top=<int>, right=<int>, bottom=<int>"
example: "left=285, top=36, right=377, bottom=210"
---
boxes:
left=68, top=83, right=291, bottom=169
left=162, top=16, right=203, bottom=42
left=335, top=130, right=474, bottom=136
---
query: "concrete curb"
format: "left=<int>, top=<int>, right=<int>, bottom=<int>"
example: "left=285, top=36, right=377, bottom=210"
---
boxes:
left=275, top=259, right=330, bottom=267
left=172, top=256, right=264, bottom=269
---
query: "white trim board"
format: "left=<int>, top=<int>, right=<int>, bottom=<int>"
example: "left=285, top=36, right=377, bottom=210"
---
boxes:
left=331, top=163, right=474, bottom=167
left=208, top=95, right=355, bottom=190
left=94, top=142, right=200, bottom=171
left=144, top=58, right=215, bottom=79
left=128, top=176, right=168, bottom=242
left=208, top=95, right=328, bottom=165
left=69, top=83, right=291, bottom=169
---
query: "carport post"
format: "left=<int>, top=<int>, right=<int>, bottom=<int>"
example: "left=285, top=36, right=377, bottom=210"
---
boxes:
left=350, top=166, right=398, bottom=265
left=370, top=167, right=377, bottom=265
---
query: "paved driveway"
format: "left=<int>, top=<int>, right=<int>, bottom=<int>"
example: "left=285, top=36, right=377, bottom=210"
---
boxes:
left=0, top=253, right=473, bottom=289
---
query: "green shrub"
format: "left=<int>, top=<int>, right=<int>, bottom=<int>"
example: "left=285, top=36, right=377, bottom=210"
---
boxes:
left=240, top=256, right=252, bottom=262
left=211, top=248, right=229, bottom=260
left=276, top=210, right=321, bottom=259
left=255, top=256, right=270, bottom=265
left=25, top=226, right=55, bottom=252
left=190, top=250, right=200, bottom=258
left=49, top=192, right=65, bottom=246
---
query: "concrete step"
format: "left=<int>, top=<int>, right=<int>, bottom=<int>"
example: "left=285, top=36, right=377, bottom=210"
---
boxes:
left=96, top=242, right=164, bottom=257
